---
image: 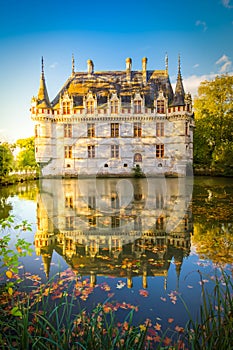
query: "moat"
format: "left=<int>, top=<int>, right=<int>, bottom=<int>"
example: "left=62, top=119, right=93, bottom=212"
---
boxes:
left=0, top=176, right=232, bottom=330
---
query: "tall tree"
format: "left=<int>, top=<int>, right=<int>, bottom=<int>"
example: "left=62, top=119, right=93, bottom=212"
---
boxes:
left=16, top=137, right=37, bottom=171
left=194, top=75, right=233, bottom=167
left=0, top=143, right=14, bottom=178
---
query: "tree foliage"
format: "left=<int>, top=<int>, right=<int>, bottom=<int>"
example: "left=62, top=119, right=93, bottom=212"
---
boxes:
left=0, top=216, right=32, bottom=296
left=16, top=137, right=37, bottom=170
left=194, top=75, right=233, bottom=168
left=0, top=143, right=14, bottom=178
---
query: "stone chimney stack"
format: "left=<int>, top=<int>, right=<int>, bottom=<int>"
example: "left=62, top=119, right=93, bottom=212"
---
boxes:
left=126, top=57, right=132, bottom=82
left=142, top=57, right=148, bottom=84
left=87, top=59, right=94, bottom=75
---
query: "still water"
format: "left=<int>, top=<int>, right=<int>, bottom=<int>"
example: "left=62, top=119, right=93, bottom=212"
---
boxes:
left=0, top=176, right=233, bottom=330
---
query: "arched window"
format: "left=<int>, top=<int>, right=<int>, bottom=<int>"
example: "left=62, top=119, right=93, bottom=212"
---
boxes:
left=134, top=153, right=142, bottom=162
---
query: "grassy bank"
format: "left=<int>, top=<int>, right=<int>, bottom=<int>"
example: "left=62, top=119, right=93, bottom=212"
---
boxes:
left=194, top=165, right=233, bottom=177
left=0, top=171, right=39, bottom=186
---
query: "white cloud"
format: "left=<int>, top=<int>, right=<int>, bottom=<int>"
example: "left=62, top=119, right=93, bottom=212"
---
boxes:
left=195, top=20, right=207, bottom=32
left=193, top=63, right=199, bottom=69
left=50, top=62, right=58, bottom=69
left=216, top=54, right=232, bottom=73
left=182, top=68, right=233, bottom=97
left=221, top=0, right=233, bottom=8
left=183, top=73, right=216, bottom=96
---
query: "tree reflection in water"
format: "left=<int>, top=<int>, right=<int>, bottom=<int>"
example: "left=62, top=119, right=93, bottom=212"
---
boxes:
left=0, top=176, right=232, bottom=330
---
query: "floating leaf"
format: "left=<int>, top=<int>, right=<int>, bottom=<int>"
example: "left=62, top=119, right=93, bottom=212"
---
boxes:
left=8, top=287, right=13, bottom=295
left=139, top=289, right=149, bottom=297
left=116, top=281, right=126, bottom=289
left=175, top=325, right=184, bottom=333
left=168, top=318, right=174, bottom=323
left=6, top=270, right=13, bottom=279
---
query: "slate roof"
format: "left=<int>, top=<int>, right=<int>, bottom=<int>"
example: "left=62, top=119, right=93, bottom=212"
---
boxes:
left=50, top=69, right=177, bottom=108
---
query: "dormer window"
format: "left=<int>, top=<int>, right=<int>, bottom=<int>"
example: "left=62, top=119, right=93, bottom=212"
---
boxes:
left=87, top=101, right=94, bottom=114
left=134, top=100, right=142, bottom=114
left=157, top=100, right=165, bottom=114
left=110, top=100, right=119, bottom=114
left=62, top=101, right=71, bottom=115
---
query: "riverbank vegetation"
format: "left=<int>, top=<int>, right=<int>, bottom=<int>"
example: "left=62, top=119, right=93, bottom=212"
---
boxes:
left=193, top=74, right=233, bottom=176
left=0, top=137, right=39, bottom=185
left=0, top=217, right=232, bottom=349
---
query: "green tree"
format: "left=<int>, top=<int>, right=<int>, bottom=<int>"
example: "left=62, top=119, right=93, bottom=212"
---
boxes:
left=194, top=75, right=233, bottom=168
left=0, top=143, right=14, bottom=178
left=16, top=137, right=37, bottom=171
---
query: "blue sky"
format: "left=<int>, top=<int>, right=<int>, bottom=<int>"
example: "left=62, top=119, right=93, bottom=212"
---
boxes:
left=1, top=0, right=233, bottom=141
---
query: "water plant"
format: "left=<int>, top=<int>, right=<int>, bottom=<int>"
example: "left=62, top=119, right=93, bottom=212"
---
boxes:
left=181, top=270, right=233, bottom=350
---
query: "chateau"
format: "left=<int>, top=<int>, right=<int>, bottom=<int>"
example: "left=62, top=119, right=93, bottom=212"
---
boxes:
left=31, top=55, right=194, bottom=177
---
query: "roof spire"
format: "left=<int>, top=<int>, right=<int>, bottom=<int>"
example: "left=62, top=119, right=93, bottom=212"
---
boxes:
left=37, top=57, right=51, bottom=108
left=41, top=56, right=44, bottom=78
left=72, top=54, right=75, bottom=76
left=178, top=53, right=181, bottom=75
left=165, top=53, right=168, bottom=74
left=172, top=54, right=185, bottom=106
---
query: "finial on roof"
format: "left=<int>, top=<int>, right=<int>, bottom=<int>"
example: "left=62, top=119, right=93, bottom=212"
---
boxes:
left=72, top=54, right=75, bottom=76
left=178, top=53, right=181, bottom=75
left=41, top=56, right=44, bottom=78
left=37, top=56, right=51, bottom=108
left=165, top=53, right=168, bottom=74
left=171, top=53, right=185, bottom=106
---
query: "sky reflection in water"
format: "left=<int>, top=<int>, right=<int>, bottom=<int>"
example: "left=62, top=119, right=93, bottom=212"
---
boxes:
left=1, top=176, right=232, bottom=329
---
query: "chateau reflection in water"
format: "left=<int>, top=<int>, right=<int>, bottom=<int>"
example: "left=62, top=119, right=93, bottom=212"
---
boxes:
left=35, top=178, right=193, bottom=289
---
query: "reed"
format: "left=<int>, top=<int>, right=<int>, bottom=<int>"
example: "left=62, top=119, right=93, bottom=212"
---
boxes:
left=181, top=270, right=233, bottom=350
left=0, top=267, right=232, bottom=349
left=0, top=295, right=150, bottom=349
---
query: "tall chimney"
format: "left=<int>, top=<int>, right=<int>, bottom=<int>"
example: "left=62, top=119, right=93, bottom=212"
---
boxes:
left=142, top=57, right=148, bottom=84
left=87, top=59, right=94, bottom=75
left=126, top=57, right=132, bottom=82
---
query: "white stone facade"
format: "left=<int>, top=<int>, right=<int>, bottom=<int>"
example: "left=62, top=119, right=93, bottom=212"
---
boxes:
left=31, top=56, right=194, bottom=177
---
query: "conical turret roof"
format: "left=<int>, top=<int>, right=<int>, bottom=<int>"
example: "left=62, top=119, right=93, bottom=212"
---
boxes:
left=172, top=55, right=185, bottom=106
left=37, top=57, right=51, bottom=108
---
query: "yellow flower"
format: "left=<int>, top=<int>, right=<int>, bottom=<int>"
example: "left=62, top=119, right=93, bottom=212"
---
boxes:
left=139, top=324, right=147, bottom=332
